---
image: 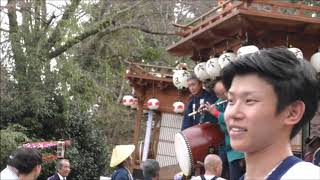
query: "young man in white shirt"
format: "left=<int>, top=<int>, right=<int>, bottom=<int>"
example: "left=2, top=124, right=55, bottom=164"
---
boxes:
left=221, top=48, right=320, bottom=180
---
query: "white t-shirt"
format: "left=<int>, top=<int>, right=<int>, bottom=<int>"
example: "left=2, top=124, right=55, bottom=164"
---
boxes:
left=280, top=161, right=320, bottom=180
left=0, top=166, right=18, bottom=180
left=190, top=175, right=226, bottom=180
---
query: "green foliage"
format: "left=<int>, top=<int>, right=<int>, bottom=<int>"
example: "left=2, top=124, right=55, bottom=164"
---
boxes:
left=64, top=102, right=107, bottom=179
left=0, top=124, right=29, bottom=170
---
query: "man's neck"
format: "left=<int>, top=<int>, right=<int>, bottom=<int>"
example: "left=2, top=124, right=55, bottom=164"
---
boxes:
left=19, top=174, right=35, bottom=180
left=57, top=172, right=66, bottom=180
left=245, top=139, right=292, bottom=179
left=204, top=170, right=217, bottom=177
left=193, top=90, right=204, bottom=97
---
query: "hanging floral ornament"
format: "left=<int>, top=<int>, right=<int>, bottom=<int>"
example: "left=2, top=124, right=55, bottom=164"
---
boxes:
left=122, top=95, right=134, bottom=106
left=173, top=70, right=191, bottom=89
left=310, top=50, right=320, bottom=72
left=206, top=57, right=221, bottom=79
left=147, top=98, right=160, bottom=110
left=218, top=51, right=237, bottom=69
left=288, top=47, right=303, bottom=59
left=130, top=97, right=138, bottom=109
left=237, top=45, right=259, bottom=57
left=173, top=101, right=185, bottom=113
left=194, top=62, right=210, bottom=81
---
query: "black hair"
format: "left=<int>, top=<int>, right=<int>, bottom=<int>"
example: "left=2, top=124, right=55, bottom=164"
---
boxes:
left=187, top=73, right=201, bottom=83
left=142, top=159, right=160, bottom=178
left=8, top=147, right=42, bottom=174
left=222, top=47, right=319, bottom=139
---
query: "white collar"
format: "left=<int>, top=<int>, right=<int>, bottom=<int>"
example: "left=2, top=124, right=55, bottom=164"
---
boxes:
left=57, top=172, right=66, bottom=180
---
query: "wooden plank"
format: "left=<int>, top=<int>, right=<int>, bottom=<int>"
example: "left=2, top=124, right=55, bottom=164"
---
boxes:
left=238, top=8, right=320, bottom=25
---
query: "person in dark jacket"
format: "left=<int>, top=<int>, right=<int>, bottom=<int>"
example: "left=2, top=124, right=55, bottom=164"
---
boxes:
left=47, top=159, right=70, bottom=180
left=110, top=144, right=135, bottom=180
left=181, top=75, right=218, bottom=130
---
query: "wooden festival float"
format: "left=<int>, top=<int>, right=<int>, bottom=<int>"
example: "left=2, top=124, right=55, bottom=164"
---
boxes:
left=23, top=140, right=71, bottom=162
left=125, top=0, right=320, bottom=179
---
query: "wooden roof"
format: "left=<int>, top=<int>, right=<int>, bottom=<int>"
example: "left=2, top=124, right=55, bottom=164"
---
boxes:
left=167, top=0, right=320, bottom=60
left=126, top=62, right=189, bottom=113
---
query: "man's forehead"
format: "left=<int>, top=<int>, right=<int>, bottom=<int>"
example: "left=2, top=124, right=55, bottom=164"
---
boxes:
left=228, top=75, right=272, bottom=95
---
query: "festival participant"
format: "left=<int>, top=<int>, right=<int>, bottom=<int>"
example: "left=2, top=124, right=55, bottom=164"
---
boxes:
left=202, top=78, right=245, bottom=180
left=221, top=48, right=320, bottom=179
left=191, top=154, right=226, bottom=180
left=1, top=148, right=42, bottom=180
left=110, top=144, right=135, bottom=180
left=181, top=75, right=218, bottom=130
left=0, top=147, right=42, bottom=180
left=141, top=159, right=160, bottom=180
left=303, top=136, right=320, bottom=162
left=47, top=159, right=71, bottom=180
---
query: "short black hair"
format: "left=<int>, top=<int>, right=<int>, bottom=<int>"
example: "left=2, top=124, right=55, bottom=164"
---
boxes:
left=8, top=147, right=42, bottom=174
left=222, top=47, right=319, bottom=139
left=142, top=159, right=160, bottom=178
left=187, top=73, right=201, bottom=83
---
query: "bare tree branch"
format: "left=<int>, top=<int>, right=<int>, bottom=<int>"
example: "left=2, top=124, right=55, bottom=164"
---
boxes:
left=48, top=23, right=175, bottom=59
left=46, top=0, right=81, bottom=50
left=0, top=39, right=10, bottom=45
left=108, top=24, right=176, bottom=36
left=0, top=28, right=9, bottom=33
left=48, top=0, right=147, bottom=59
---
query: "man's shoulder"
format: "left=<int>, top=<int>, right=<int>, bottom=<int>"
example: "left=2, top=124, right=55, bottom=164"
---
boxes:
left=190, top=175, right=226, bottom=180
left=47, top=173, right=60, bottom=180
left=112, top=167, right=129, bottom=179
left=0, top=167, right=18, bottom=180
left=203, top=90, right=217, bottom=100
left=282, top=161, right=320, bottom=179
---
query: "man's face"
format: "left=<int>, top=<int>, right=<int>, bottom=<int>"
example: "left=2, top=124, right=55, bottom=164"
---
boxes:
left=187, top=79, right=202, bottom=96
left=213, top=81, right=227, bottom=99
left=33, top=164, right=41, bottom=180
left=58, top=160, right=70, bottom=177
left=224, top=74, right=287, bottom=153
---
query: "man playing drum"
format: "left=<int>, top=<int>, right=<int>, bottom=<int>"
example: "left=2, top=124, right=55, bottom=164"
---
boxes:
left=181, top=75, right=218, bottom=130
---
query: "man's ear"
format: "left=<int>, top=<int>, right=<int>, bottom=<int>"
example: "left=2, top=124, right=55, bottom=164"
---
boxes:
left=33, top=164, right=41, bottom=176
left=283, top=100, right=305, bottom=125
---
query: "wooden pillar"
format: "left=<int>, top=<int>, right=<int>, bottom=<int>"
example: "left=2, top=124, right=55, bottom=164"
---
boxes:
left=132, top=87, right=145, bottom=165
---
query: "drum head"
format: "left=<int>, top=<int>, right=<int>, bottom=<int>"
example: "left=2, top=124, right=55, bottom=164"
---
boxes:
left=174, top=132, right=193, bottom=176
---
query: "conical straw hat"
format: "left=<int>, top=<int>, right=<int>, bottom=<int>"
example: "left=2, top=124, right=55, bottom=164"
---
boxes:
left=110, top=144, right=135, bottom=167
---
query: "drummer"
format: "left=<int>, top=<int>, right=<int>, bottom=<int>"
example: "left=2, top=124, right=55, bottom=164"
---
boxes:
left=181, top=74, right=218, bottom=130
left=202, top=78, right=245, bottom=180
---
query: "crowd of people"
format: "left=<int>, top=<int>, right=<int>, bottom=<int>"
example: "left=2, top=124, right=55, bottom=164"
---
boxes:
left=110, top=48, right=320, bottom=180
left=1, top=48, right=319, bottom=180
left=0, top=148, right=70, bottom=180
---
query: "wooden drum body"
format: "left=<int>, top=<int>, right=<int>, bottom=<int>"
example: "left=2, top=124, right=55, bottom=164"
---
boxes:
left=174, top=122, right=224, bottom=176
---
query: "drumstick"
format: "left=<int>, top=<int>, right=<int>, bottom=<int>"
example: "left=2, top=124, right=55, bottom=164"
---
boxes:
left=187, top=100, right=228, bottom=117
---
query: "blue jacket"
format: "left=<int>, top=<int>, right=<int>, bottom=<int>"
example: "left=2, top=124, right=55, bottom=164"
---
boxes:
left=181, top=90, right=218, bottom=130
left=111, top=165, right=132, bottom=180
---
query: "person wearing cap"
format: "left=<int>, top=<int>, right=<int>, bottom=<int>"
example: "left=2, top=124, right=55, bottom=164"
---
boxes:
left=110, top=144, right=135, bottom=180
